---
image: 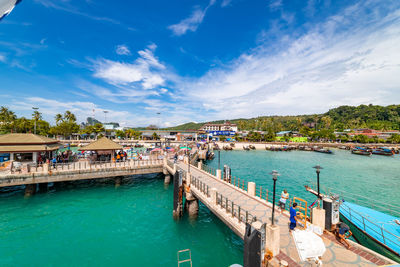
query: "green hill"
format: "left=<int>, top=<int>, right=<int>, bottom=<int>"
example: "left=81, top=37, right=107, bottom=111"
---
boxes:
left=165, top=104, right=400, bottom=131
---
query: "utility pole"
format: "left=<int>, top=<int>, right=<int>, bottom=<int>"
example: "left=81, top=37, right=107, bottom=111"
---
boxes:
left=32, top=107, right=39, bottom=135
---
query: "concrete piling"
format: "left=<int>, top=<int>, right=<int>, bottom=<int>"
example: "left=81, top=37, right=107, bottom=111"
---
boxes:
left=24, top=184, right=36, bottom=197
left=115, top=176, right=123, bottom=187
left=185, top=191, right=199, bottom=217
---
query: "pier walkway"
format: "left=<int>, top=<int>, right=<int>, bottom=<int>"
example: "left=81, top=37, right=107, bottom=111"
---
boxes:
left=0, top=159, right=163, bottom=187
left=166, top=159, right=395, bottom=266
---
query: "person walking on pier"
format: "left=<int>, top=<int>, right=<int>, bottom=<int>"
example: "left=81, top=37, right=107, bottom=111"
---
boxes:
left=289, top=202, right=298, bottom=232
left=279, top=189, right=289, bottom=213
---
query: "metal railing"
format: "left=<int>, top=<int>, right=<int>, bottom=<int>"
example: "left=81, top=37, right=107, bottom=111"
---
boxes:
left=190, top=176, right=259, bottom=225
left=306, top=181, right=400, bottom=217
left=0, top=159, right=164, bottom=180
left=341, top=202, right=400, bottom=251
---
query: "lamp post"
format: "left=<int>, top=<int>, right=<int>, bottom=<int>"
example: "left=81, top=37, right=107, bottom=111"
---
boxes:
left=32, top=107, right=39, bottom=134
left=313, top=165, right=323, bottom=206
left=218, top=150, right=221, bottom=170
left=270, top=170, right=280, bottom=225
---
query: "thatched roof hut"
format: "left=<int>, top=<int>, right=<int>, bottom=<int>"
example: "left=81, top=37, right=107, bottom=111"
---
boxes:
left=79, top=137, right=122, bottom=151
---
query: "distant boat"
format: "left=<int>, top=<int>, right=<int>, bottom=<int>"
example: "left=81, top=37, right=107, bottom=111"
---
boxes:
left=314, top=148, right=333, bottom=154
left=372, top=148, right=395, bottom=156
left=249, top=145, right=256, bottom=150
left=243, top=146, right=250, bottom=151
left=351, top=149, right=372, bottom=156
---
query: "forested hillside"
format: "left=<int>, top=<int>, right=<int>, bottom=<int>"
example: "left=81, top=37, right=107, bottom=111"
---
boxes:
left=166, top=104, right=400, bottom=131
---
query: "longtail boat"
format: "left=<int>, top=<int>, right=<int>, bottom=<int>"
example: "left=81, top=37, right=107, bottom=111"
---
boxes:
left=351, top=149, right=372, bottom=156
left=372, top=147, right=395, bottom=156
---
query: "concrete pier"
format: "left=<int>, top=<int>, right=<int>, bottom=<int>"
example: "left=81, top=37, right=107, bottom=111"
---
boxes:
left=165, top=159, right=396, bottom=267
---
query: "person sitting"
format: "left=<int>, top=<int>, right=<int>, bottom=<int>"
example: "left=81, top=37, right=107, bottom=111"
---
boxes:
left=336, top=222, right=352, bottom=248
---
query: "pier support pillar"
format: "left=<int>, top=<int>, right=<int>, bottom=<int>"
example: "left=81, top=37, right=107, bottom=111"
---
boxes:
left=185, top=192, right=199, bottom=217
left=247, top=182, right=256, bottom=196
left=24, top=184, right=36, bottom=197
left=38, top=182, right=48, bottom=192
left=173, top=170, right=184, bottom=219
left=210, top=187, right=217, bottom=205
left=115, top=176, right=123, bottom=187
left=265, top=223, right=280, bottom=258
left=164, top=174, right=171, bottom=185
left=197, top=161, right=202, bottom=170
left=216, top=169, right=222, bottom=180
left=312, top=207, right=326, bottom=230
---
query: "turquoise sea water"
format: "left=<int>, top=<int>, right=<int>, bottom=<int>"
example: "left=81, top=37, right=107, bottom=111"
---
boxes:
left=0, top=149, right=399, bottom=267
left=206, top=149, right=400, bottom=212
left=0, top=176, right=243, bottom=267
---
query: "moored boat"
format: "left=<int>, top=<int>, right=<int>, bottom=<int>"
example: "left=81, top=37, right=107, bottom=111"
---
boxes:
left=304, top=185, right=400, bottom=263
left=351, top=148, right=372, bottom=156
left=243, top=146, right=250, bottom=151
left=249, top=145, right=256, bottom=150
left=314, top=147, right=333, bottom=154
left=372, top=147, right=395, bottom=156
left=340, top=202, right=400, bottom=263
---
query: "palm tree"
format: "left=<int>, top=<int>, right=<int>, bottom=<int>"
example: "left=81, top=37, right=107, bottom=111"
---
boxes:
left=55, top=114, right=63, bottom=124
left=64, top=111, right=76, bottom=122
left=32, top=110, right=42, bottom=121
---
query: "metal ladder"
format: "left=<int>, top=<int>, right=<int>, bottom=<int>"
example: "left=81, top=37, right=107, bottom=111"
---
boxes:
left=177, top=249, right=192, bottom=267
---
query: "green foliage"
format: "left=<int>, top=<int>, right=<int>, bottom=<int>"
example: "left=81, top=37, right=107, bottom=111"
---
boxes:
left=50, top=111, right=79, bottom=138
left=115, top=130, right=125, bottom=139
left=219, top=135, right=227, bottom=141
left=152, top=132, right=159, bottom=140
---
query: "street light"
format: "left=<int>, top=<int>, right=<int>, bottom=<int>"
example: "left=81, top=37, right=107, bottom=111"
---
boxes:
left=218, top=150, right=221, bottom=170
left=32, top=107, right=39, bottom=134
left=103, top=110, right=108, bottom=123
left=313, top=165, right=323, bottom=206
left=270, top=170, right=280, bottom=225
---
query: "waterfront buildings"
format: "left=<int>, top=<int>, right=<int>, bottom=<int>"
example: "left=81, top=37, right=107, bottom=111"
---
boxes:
left=199, top=121, right=238, bottom=133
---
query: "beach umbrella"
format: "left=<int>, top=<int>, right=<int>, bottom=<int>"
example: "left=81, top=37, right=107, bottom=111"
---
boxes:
left=180, top=146, right=191, bottom=150
left=150, top=148, right=162, bottom=152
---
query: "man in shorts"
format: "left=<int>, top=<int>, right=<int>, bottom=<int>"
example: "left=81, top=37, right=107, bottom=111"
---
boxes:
left=278, top=189, right=289, bottom=213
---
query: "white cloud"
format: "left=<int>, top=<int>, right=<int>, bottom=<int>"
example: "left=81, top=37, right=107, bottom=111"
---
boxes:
left=93, top=44, right=165, bottom=89
left=176, top=2, right=400, bottom=119
left=221, top=0, right=232, bottom=7
left=0, top=54, right=6, bottom=63
left=269, top=0, right=282, bottom=11
left=168, top=0, right=216, bottom=36
left=116, top=44, right=131, bottom=55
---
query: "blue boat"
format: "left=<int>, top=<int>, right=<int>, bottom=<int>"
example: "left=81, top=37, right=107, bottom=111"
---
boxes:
left=305, top=185, right=400, bottom=263
left=340, top=201, right=400, bottom=263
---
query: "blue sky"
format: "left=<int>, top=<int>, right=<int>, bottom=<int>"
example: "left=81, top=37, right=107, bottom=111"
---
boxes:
left=0, top=0, right=400, bottom=127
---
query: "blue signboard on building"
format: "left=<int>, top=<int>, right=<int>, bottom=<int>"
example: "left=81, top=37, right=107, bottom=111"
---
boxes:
left=207, top=131, right=235, bottom=136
